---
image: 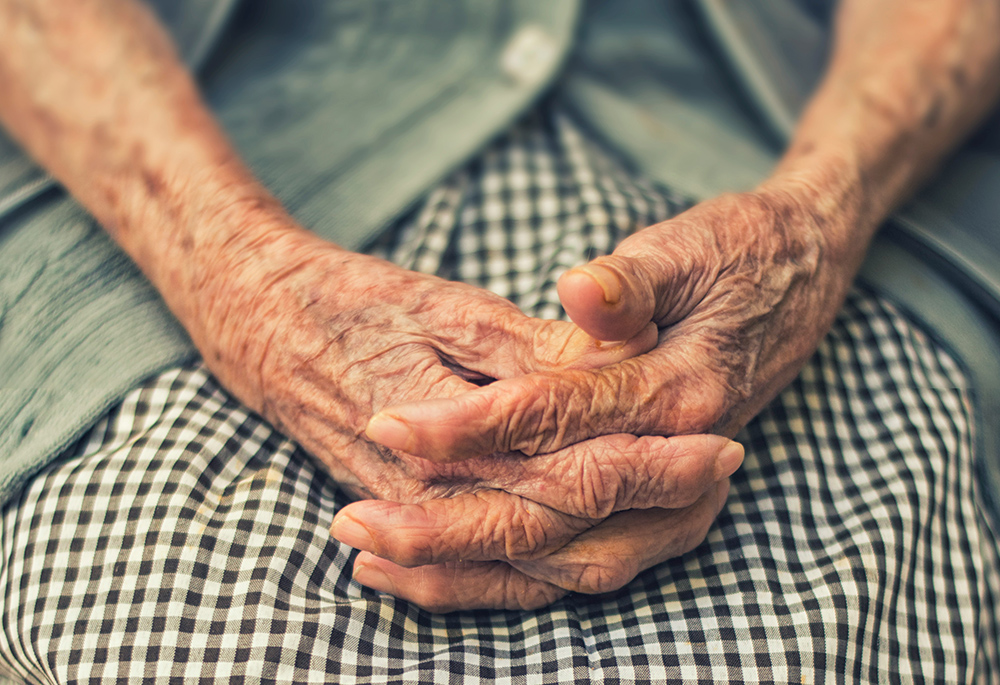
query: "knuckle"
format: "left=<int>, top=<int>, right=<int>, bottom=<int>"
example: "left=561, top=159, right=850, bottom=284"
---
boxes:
left=620, top=361, right=668, bottom=432
left=576, top=467, right=611, bottom=520
left=630, top=452, right=698, bottom=510
left=573, top=436, right=635, bottom=518
left=678, top=375, right=730, bottom=432
left=446, top=498, right=504, bottom=561
left=448, top=390, right=510, bottom=456
left=502, top=376, right=563, bottom=455
left=372, top=502, right=450, bottom=567
left=449, top=493, right=562, bottom=563
left=390, top=532, right=439, bottom=568
left=508, top=367, right=626, bottom=455
left=498, top=501, right=558, bottom=562
left=645, top=365, right=728, bottom=435
left=590, top=372, right=622, bottom=422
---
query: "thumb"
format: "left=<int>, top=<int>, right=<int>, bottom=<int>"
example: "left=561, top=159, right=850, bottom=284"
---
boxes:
left=557, top=258, right=656, bottom=342
left=557, top=225, right=716, bottom=341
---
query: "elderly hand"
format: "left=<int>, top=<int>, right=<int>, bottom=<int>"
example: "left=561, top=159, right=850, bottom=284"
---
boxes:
left=192, top=223, right=742, bottom=611
left=333, top=445, right=738, bottom=612
left=346, top=185, right=860, bottom=610
left=196, top=223, right=659, bottom=500
left=362, top=184, right=859, bottom=459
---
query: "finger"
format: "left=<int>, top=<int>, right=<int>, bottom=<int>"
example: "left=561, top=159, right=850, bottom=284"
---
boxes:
left=330, top=438, right=741, bottom=566
left=556, top=220, right=719, bottom=342
left=331, top=490, right=594, bottom=568
left=474, top=433, right=743, bottom=517
left=365, top=350, right=729, bottom=462
left=351, top=554, right=567, bottom=612
left=557, top=261, right=657, bottom=343
left=349, top=481, right=731, bottom=606
left=510, top=479, right=730, bottom=594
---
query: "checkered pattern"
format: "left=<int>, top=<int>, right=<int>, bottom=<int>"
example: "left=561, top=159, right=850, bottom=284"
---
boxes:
left=0, top=107, right=997, bottom=684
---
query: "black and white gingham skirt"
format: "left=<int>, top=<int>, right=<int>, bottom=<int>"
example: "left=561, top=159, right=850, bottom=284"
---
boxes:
left=1, top=108, right=998, bottom=684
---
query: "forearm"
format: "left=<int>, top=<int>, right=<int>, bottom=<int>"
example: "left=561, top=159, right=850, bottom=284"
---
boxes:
left=766, top=0, right=1000, bottom=258
left=0, top=0, right=306, bottom=340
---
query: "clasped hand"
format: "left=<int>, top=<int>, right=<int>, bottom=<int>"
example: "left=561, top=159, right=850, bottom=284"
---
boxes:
left=199, top=186, right=848, bottom=612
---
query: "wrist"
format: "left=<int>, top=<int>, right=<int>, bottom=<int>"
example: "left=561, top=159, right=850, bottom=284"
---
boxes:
left=162, top=202, right=343, bottom=410
left=756, top=152, right=876, bottom=269
left=122, top=168, right=326, bottom=348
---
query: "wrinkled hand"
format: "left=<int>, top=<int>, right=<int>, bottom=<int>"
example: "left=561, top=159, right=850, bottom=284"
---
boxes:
left=196, top=224, right=656, bottom=500
left=351, top=187, right=857, bottom=607
left=192, top=224, right=741, bottom=610
left=364, top=186, right=857, bottom=459
left=352, top=186, right=854, bottom=608
left=334, top=445, right=738, bottom=612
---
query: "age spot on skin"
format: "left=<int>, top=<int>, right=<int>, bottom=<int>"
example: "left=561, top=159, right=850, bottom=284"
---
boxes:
left=950, top=65, right=968, bottom=89
left=140, top=166, right=167, bottom=198
left=923, top=94, right=945, bottom=129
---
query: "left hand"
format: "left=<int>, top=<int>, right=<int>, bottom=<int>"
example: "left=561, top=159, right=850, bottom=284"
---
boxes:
left=361, top=183, right=864, bottom=459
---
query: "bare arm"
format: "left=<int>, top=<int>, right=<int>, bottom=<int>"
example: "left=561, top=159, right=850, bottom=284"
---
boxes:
left=1, top=0, right=259, bottom=274
left=772, top=0, right=1000, bottom=255
left=0, top=0, right=296, bottom=374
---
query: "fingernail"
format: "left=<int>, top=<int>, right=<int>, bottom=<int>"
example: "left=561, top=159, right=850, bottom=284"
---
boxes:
left=365, top=413, right=414, bottom=452
left=714, top=441, right=745, bottom=480
left=575, top=264, right=622, bottom=305
left=331, top=514, right=376, bottom=552
left=354, top=562, right=396, bottom=595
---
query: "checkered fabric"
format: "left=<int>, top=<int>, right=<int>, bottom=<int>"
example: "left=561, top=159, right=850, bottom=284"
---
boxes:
left=0, top=107, right=997, bottom=684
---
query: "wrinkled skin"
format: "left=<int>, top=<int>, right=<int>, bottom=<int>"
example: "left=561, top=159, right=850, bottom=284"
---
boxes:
left=352, top=186, right=862, bottom=608
left=192, top=226, right=743, bottom=611
left=364, top=188, right=853, bottom=455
